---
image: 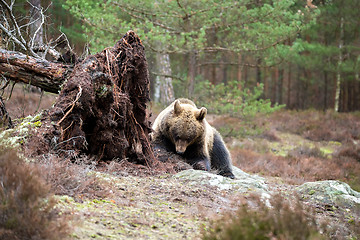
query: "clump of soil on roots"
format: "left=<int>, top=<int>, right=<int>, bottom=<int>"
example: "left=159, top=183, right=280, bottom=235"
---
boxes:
left=30, top=31, right=156, bottom=167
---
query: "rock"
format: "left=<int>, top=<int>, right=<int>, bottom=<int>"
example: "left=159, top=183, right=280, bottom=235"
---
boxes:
left=296, top=180, right=360, bottom=211
left=174, top=166, right=268, bottom=193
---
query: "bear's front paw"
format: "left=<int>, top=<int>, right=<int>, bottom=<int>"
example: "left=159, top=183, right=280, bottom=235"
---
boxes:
left=219, top=171, right=235, bottom=179
left=192, top=161, right=208, bottom=171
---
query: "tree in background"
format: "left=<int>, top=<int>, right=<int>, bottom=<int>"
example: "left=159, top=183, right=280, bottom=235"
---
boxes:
left=9, top=0, right=357, bottom=112
left=63, top=0, right=317, bottom=107
left=292, top=0, right=360, bottom=112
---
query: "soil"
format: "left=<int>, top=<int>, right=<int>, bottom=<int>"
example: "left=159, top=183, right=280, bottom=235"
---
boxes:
left=57, top=171, right=236, bottom=240
left=55, top=162, right=359, bottom=240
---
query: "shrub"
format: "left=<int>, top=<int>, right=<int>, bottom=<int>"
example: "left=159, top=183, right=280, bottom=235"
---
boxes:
left=334, top=141, right=360, bottom=162
left=37, top=154, right=112, bottom=200
left=192, top=80, right=285, bottom=119
left=0, top=147, right=69, bottom=240
left=287, top=145, right=324, bottom=159
left=269, top=110, right=360, bottom=143
left=203, top=194, right=325, bottom=240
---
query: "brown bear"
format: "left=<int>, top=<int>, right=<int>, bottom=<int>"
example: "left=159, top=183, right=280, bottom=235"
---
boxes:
left=152, top=98, right=235, bottom=179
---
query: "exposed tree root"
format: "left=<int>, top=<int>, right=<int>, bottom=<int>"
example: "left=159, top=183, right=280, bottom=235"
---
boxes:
left=32, top=31, right=156, bottom=166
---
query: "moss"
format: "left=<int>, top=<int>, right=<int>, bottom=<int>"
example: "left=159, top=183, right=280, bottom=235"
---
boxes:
left=0, top=112, right=44, bottom=147
left=33, top=120, right=42, bottom=127
left=308, top=190, right=316, bottom=195
left=96, top=84, right=112, bottom=98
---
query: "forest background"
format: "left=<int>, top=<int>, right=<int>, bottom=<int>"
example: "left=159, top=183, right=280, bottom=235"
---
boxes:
left=2, top=0, right=359, bottom=115
left=1, top=1, right=360, bottom=239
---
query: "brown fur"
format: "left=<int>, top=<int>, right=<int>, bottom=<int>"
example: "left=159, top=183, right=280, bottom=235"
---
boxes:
left=152, top=99, right=213, bottom=156
left=152, top=98, right=234, bottom=178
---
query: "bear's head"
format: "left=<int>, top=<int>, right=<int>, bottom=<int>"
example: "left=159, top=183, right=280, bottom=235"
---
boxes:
left=165, top=100, right=207, bottom=155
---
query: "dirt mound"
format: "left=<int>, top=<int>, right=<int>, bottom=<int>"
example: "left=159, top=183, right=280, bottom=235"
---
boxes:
left=32, top=31, right=154, bottom=165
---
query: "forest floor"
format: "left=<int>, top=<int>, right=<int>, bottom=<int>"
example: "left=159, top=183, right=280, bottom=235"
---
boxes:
left=2, top=86, right=360, bottom=239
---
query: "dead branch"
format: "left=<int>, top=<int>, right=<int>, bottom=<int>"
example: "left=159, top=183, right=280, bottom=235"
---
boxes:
left=0, top=95, right=12, bottom=129
left=0, top=0, right=40, bottom=58
left=0, top=49, right=72, bottom=93
left=57, top=85, right=82, bottom=125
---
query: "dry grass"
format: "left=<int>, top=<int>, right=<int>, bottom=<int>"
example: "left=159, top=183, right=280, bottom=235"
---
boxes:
left=231, top=147, right=360, bottom=187
left=222, top=110, right=360, bottom=190
left=269, top=110, right=360, bottom=143
left=334, top=141, right=360, bottom=162
left=3, top=84, right=57, bottom=119
left=203, top=194, right=326, bottom=240
left=36, top=154, right=113, bottom=201
left=0, top=147, right=70, bottom=240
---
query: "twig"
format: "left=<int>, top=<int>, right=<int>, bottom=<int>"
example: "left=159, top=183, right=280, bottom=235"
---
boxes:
left=54, top=135, right=87, bottom=149
left=7, top=81, right=15, bottom=100
left=57, top=85, right=82, bottom=125
left=0, top=0, right=39, bottom=58
left=0, top=75, right=10, bottom=94
left=35, top=89, right=44, bottom=113
left=0, top=22, right=28, bottom=51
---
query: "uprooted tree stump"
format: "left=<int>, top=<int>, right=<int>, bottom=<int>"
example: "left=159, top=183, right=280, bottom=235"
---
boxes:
left=35, top=31, right=154, bottom=165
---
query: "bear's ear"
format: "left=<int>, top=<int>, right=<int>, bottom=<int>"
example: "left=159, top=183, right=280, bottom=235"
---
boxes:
left=196, top=107, right=207, bottom=121
left=174, top=100, right=183, bottom=115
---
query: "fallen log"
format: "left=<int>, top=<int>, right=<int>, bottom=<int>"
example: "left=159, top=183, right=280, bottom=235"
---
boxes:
left=0, top=49, right=71, bottom=93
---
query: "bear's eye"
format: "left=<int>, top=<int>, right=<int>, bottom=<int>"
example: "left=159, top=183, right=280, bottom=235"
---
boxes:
left=173, top=134, right=180, bottom=141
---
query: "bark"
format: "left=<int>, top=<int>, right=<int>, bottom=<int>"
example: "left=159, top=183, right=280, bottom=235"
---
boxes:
left=29, top=0, right=43, bottom=46
left=0, top=96, right=12, bottom=129
left=296, top=66, right=301, bottom=109
left=256, top=58, right=261, bottom=84
left=154, top=52, right=175, bottom=105
left=287, top=63, right=292, bottom=108
left=237, top=54, right=243, bottom=88
left=273, top=67, right=279, bottom=104
left=278, top=68, right=284, bottom=104
left=187, top=51, right=196, bottom=97
left=334, top=17, right=344, bottom=112
left=0, top=49, right=71, bottom=93
left=323, top=70, right=328, bottom=111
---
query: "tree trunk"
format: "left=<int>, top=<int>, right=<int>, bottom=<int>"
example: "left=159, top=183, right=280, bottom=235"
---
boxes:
left=323, top=70, right=328, bottom=111
left=296, top=66, right=301, bottom=109
left=46, top=31, right=154, bottom=164
left=0, top=49, right=71, bottom=93
left=244, top=64, right=248, bottom=89
left=273, top=67, right=279, bottom=103
left=0, top=96, right=12, bottom=129
left=29, top=0, right=43, bottom=47
left=154, top=52, right=175, bottom=105
left=4, top=31, right=156, bottom=166
left=188, top=51, right=196, bottom=98
left=263, top=68, right=268, bottom=99
left=278, top=68, right=284, bottom=104
left=334, top=17, right=344, bottom=112
left=256, top=58, right=261, bottom=84
left=287, top=63, right=292, bottom=108
left=237, top=54, right=243, bottom=90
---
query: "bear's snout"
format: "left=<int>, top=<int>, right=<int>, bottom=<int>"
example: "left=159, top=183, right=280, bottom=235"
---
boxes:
left=175, top=140, right=188, bottom=155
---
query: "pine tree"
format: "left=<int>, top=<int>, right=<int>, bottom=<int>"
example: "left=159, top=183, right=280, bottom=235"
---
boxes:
left=63, top=0, right=317, bottom=103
